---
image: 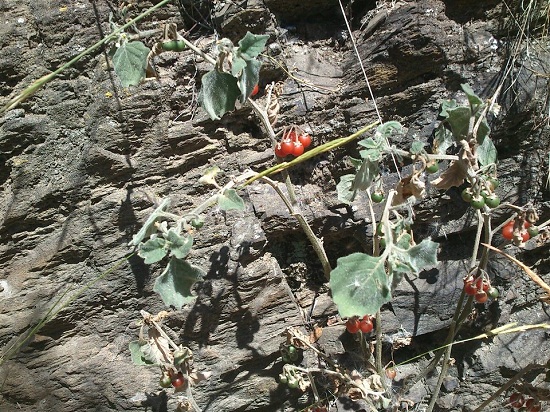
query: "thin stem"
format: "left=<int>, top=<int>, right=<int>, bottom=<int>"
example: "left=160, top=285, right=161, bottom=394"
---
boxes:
left=1, top=0, right=174, bottom=114
left=473, top=363, right=544, bottom=412
left=260, top=177, right=332, bottom=279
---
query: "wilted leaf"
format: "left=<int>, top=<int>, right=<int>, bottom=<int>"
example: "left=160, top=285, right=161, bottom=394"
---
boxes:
left=198, top=69, right=241, bottom=120
left=393, top=172, right=425, bottom=205
left=432, top=142, right=476, bottom=190
left=138, top=237, right=168, bottom=264
left=112, top=41, right=150, bottom=87
left=153, top=258, right=205, bottom=309
left=336, top=174, right=356, bottom=204
left=330, top=253, right=391, bottom=317
left=165, top=229, right=193, bottom=259
left=199, top=166, right=221, bottom=186
left=217, top=188, right=245, bottom=211
left=129, top=198, right=171, bottom=247
left=140, top=328, right=172, bottom=365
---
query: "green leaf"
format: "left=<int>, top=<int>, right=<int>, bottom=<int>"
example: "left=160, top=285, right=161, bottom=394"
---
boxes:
left=198, top=70, right=241, bottom=120
left=410, top=140, right=425, bottom=155
left=477, top=136, right=497, bottom=166
left=439, top=99, right=458, bottom=118
left=153, top=258, right=205, bottom=309
left=217, top=188, right=245, bottom=211
left=129, top=198, right=171, bottom=247
left=389, top=238, right=439, bottom=274
left=166, top=229, right=193, bottom=259
left=433, top=123, right=455, bottom=154
left=446, top=106, right=471, bottom=139
left=237, top=32, right=269, bottom=59
left=329, top=253, right=391, bottom=317
left=139, top=237, right=168, bottom=264
left=129, top=341, right=155, bottom=366
left=461, top=84, right=483, bottom=112
left=475, top=116, right=490, bottom=143
left=336, top=174, right=357, bottom=204
left=351, top=159, right=379, bottom=191
left=236, top=58, right=261, bottom=103
left=375, top=121, right=403, bottom=140
left=112, top=41, right=150, bottom=87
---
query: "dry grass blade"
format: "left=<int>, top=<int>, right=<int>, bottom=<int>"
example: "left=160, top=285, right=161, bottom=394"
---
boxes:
left=481, top=243, right=550, bottom=300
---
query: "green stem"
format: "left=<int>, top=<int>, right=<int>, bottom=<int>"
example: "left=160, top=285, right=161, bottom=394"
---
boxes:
left=1, top=0, right=174, bottom=114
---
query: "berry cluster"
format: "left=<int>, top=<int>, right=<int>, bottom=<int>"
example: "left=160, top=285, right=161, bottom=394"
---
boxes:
left=159, top=370, right=186, bottom=389
left=275, top=126, right=312, bottom=158
left=463, top=273, right=498, bottom=303
left=461, top=183, right=500, bottom=209
left=509, top=392, right=543, bottom=412
left=280, top=343, right=300, bottom=363
left=501, top=220, right=539, bottom=243
left=346, top=315, right=374, bottom=334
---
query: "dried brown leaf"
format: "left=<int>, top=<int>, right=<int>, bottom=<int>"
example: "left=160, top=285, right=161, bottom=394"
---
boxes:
left=432, top=141, right=476, bottom=190
left=393, top=172, right=426, bottom=205
left=309, top=326, right=323, bottom=344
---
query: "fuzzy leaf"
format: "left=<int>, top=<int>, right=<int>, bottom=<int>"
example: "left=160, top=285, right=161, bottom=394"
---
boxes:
left=166, top=229, right=193, bottom=259
left=461, top=83, right=483, bottom=112
left=129, top=198, right=171, bottom=247
left=153, top=258, right=205, bottom=309
left=477, top=135, right=497, bottom=166
left=475, top=117, right=491, bottom=143
left=336, top=174, right=357, bottom=204
left=139, top=237, right=168, bottom=264
left=112, top=41, right=150, bottom=87
left=375, top=121, right=403, bottom=140
left=410, top=140, right=425, bottom=155
left=432, top=123, right=454, bottom=154
left=198, top=70, right=241, bottom=120
left=217, top=188, right=245, bottom=211
left=352, top=159, right=379, bottom=191
left=389, top=238, right=439, bottom=274
left=129, top=341, right=155, bottom=366
left=446, top=106, right=471, bottom=139
left=237, top=32, right=269, bottom=59
left=236, top=58, right=261, bottom=103
left=439, top=99, right=458, bottom=118
left=330, top=253, right=391, bottom=317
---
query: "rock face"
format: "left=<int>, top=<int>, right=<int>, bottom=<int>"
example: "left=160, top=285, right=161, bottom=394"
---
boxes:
left=1, top=1, right=549, bottom=411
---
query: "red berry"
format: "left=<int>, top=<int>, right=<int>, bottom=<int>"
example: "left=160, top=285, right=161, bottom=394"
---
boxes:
left=346, top=318, right=360, bottom=334
left=502, top=223, right=514, bottom=240
left=509, top=392, right=524, bottom=408
left=251, top=84, right=259, bottom=96
left=464, top=281, right=477, bottom=296
left=359, top=316, right=374, bottom=333
left=475, top=290, right=488, bottom=303
left=385, top=367, right=397, bottom=380
left=525, top=398, right=542, bottom=412
left=520, top=230, right=530, bottom=242
left=298, top=133, right=312, bottom=148
left=291, top=141, right=304, bottom=157
left=276, top=139, right=293, bottom=157
left=171, top=372, right=185, bottom=388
